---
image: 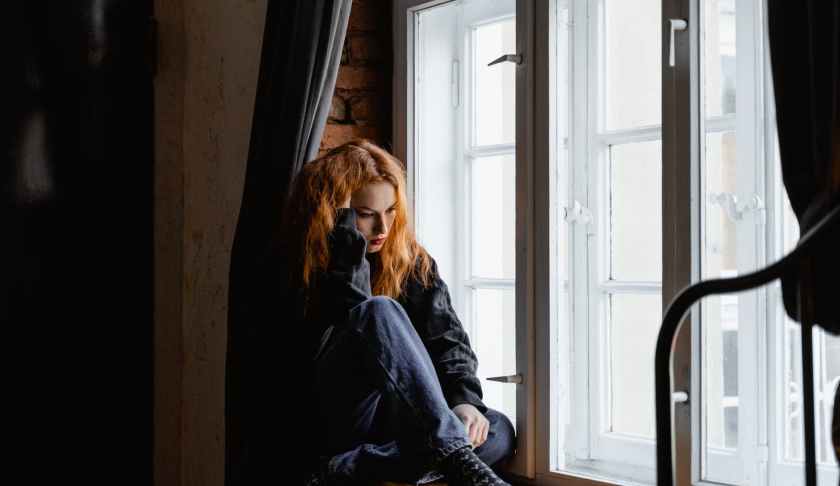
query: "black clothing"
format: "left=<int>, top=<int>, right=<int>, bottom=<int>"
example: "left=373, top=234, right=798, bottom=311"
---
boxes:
left=308, top=207, right=488, bottom=415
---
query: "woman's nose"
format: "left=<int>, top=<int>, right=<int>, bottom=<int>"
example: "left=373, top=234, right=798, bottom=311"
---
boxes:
left=375, top=214, right=388, bottom=234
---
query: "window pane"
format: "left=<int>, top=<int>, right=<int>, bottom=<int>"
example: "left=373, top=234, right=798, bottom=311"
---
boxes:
left=701, top=130, right=740, bottom=457
left=471, top=154, right=515, bottom=279
left=609, top=292, right=662, bottom=438
left=703, top=0, right=736, bottom=117
left=413, top=1, right=460, bottom=282
left=604, top=0, right=661, bottom=130
left=609, top=141, right=662, bottom=281
left=474, top=18, right=516, bottom=146
left=474, top=287, right=517, bottom=434
left=703, top=293, right=740, bottom=452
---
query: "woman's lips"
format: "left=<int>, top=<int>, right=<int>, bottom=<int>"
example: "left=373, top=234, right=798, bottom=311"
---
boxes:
left=370, top=237, right=386, bottom=245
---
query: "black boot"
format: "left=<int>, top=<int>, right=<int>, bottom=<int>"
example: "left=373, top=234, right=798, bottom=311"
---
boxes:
left=302, top=455, right=358, bottom=486
left=438, top=445, right=511, bottom=486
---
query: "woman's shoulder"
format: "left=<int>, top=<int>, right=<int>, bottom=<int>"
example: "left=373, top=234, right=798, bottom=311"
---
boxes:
left=401, top=251, right=445, bottom=301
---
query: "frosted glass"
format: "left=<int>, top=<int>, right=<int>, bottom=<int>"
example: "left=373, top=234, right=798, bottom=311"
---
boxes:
left=609, top=293, right=662, bottom=438
left=471, top=154, right=515, bottom=279
left=609, top=141, right=662, bottom=281
left=474, top=18, right=516, bottom=145
left=605, top=0, right=661, bottom=130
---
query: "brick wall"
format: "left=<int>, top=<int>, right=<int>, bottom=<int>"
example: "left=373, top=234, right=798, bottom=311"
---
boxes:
left=319, top=0, right=393, bottom=157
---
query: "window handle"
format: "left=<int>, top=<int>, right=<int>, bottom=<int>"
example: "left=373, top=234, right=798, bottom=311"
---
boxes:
left=486, top=373, right=523, bottom=384
left=673, top=391, right=689, bottom=404
left=488, top=53, right=523, bottom=66
left=708, top=192, right=766, bottom=224
left=669, top=19, right=688, bottom=67
left=563, top=200, right=592, bottom=225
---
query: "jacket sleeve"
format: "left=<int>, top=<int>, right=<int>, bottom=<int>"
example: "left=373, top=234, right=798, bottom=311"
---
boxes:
left=321, top=206, right=372, bottom=306
left=308, top=207, right=372, bottom=359
left=405, top=257, right=488, bottom=414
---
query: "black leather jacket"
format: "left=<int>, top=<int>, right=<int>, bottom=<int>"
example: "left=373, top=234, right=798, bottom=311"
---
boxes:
left=309, top=207, right=488, bottom=414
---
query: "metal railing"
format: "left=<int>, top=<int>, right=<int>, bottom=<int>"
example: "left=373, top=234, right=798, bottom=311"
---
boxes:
left=655, top=203, right=840, bottom=486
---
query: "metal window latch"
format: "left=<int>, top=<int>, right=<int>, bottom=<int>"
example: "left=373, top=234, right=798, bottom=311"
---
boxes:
left=669, top=19, right=688, bottom=67
left=488, top=53, right=523, bottom=66
left=709, top=192, right=766, bottom=224
left=486, top=374, right=523, bottom=384
left=673, top=391, right=689, bottom=404
left=563, top=200, right=592, bottom=225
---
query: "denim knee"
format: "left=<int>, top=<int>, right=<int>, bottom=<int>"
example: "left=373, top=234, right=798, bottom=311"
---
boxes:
left=348, top=295, right=413, bottom=334
left=477, top=408, right=517, bottom=468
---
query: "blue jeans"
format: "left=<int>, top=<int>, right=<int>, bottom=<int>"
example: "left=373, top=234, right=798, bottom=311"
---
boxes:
left=313, top=295, right=516, bottom=485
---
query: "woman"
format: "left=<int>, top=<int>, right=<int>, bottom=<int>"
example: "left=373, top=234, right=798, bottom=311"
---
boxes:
left=281, top=139, right=516, bottom=485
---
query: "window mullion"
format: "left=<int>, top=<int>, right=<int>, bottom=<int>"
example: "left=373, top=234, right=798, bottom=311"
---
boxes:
left=595, top=125, right=664, bottom=147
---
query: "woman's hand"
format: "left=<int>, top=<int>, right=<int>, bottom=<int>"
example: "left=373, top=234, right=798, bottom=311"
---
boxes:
left=452, top=403, right=489, bottom=449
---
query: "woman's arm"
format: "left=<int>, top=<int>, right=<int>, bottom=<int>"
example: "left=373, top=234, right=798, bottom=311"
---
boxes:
left=320, top=207, right=372, bottom=308
left=402, top=257, right=489, bottom=415
left=308, top=207, right=372, bottom=357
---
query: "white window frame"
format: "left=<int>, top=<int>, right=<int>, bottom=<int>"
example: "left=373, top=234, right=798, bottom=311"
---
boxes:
left=586, top=0, right=663, bottom=473
left=462, top=1, right=519, bottom=429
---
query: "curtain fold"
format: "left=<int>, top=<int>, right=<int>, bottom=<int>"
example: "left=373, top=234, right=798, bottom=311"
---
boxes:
left=225, top=1, right=351, bottom=484
left=767, top=0, right=840, bottom=334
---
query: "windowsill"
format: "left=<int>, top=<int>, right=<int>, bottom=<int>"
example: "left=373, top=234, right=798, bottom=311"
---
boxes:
left=498, top=456, right=655, bottom=486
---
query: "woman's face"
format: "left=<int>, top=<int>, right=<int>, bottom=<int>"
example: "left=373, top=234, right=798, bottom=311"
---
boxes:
left=350, top=181, right=397, bottom=253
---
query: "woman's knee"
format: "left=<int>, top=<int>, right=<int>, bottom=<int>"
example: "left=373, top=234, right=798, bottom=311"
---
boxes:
left=349, top=295, right=412, bottom=332
left=357, top=295, right=401, bottom=312
left=477, top=408, right=516, bottom=467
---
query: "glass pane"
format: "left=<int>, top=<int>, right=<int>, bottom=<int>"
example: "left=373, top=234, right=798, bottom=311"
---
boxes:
left=609, top=141, right=662, bottom=281
left=609, top=292, right=662, bottom=438
left=701, top=130, right=740, bottom=459
left=474, top=18, right=516, bottom=146
left=474, top=287, right=517, bottom=434
left=703, top=0, right=736, bottom=117
left=413, top=1, right=460, bottom=281
left=604, top=0, right=662, bottom=130
left=471, top=154, right=515, bottom=279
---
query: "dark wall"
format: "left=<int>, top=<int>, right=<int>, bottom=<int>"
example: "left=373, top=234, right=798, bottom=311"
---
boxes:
left=2, top=2, right=153, bottom=483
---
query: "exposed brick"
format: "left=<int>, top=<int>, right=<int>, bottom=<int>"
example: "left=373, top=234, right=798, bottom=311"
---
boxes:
left=348, top=0, right=379, bottom=32
left=348, top=34, right=383, bottom=64
left=329, top=95, right=347, bottom=122
left=320, top=124, right=379, bottom=151
left=349, top=95, right=377, bottom=123
left=319, top=0, right=391, bottom=154
left=336, top=66, right=381, bottom=90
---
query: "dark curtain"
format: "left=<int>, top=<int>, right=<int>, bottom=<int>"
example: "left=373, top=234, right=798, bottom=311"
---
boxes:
left=1, top=1, right=154, bottom=483
left=225, top=1, right=351, bottom=484
left=767, top=0, right=840, bottom=465
left=767, top=0, right=840, bottom=335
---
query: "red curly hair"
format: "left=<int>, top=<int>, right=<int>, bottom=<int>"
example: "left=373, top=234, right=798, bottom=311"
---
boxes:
left=281, top=138, right=434, bottom=316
